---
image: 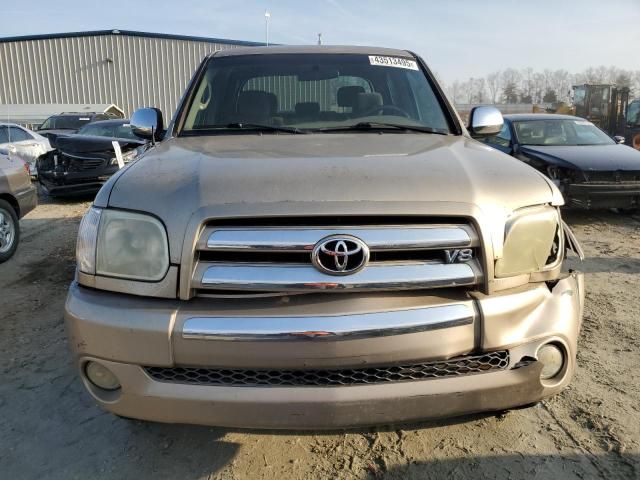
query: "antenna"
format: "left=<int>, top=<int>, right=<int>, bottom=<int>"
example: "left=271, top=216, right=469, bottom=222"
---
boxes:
left=317, top=33, right=322, bottom=45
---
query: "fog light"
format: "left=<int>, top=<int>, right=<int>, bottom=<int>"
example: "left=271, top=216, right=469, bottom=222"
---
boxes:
left=85, top=361, right=121, bottom=390
left=537, top=344, right=564, bottom=380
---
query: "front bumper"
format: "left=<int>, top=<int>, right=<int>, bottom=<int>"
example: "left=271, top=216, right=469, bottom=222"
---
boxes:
left=565, top=182, right=640, bottom=209
left=38, top=167, right=117, bottom=196
left=64, top=272, right=584, bottom=429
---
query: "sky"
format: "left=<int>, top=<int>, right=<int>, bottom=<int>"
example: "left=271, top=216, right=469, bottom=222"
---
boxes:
left=3, top=0, right=639, bottom=83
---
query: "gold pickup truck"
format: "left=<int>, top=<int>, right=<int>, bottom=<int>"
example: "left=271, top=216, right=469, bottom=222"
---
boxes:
left=64, top=46, right=584, bottom=429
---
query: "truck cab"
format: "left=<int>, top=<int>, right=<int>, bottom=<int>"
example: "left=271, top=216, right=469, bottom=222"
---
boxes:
left=64, top=46, right=584, bottom=429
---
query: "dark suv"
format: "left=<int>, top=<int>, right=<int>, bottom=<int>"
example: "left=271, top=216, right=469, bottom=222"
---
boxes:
left=37, top=112, right=121, bottom=139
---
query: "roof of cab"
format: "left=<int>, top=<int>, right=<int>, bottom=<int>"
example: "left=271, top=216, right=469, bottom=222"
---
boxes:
left=211, top=45, right=413, bottom=58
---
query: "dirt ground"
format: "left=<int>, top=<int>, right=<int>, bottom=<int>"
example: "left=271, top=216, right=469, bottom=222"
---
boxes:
left=1, top=195, right=639, bottom=480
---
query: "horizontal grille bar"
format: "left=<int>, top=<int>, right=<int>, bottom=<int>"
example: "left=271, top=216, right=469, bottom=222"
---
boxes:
left=202, top=226, right=477, bottom=252
left=194, top=261, right=480, bottom=292
left=181, top=304, right=474, bottom=341
left=144, top=351, right=510, bottom=387
left=585, top=171, right=640, bottom=183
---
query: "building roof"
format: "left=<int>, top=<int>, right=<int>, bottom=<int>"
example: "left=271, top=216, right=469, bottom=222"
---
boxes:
left=0, top=29, right=266, bottom=47
left=0, top=104, right=125, bottom=125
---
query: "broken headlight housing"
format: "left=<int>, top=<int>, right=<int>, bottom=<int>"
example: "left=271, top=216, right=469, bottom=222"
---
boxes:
left=76, top=207, right=169, bottom=281
left=546, top=165, right=578, bottom=191
left=494, top=205, right=561, bottom=278
left=109, top=148, right=139, bottom=166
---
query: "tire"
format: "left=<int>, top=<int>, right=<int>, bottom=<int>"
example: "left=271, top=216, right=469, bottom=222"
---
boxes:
left=0, top=199, right=19, bottom=263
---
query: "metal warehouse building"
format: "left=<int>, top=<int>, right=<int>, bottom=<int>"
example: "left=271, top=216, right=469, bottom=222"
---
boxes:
left=0, top=29, right=265, bottom=119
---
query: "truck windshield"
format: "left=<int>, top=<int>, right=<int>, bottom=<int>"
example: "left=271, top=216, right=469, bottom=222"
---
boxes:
left=181, top=53, right=451, bottom=134
left=513, top=119, right=614, bottom=146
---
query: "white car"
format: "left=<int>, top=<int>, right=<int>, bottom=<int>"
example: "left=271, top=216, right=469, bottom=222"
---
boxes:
left=0, top=123, right=53, bottom=176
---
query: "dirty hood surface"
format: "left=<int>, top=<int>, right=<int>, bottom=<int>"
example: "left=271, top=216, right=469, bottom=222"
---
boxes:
left=106, top=133, right=554, bottom=263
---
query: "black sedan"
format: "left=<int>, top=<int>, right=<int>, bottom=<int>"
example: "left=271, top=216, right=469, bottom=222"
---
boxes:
left=482, top=114, right=640, bottom=209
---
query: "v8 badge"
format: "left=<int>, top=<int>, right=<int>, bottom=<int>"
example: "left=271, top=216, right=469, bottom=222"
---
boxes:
left=444, top=248, right=473, bottom=264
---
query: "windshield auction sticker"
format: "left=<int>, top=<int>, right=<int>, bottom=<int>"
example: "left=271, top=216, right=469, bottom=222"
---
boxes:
left=369, top=55, right=419, bottom=70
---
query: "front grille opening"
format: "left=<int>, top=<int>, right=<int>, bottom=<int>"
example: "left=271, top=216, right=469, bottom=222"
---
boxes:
left=199, top=251, right=310, bottom=263
left=145, top=351, right=509, bottom=387
left=198, top=249, right=455, bottom=264
left=585, top=171, right=640, bottom=183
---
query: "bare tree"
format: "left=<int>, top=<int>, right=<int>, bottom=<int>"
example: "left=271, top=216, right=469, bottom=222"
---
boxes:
left=532, top=72, right=546, bottom=103
left=551, top=70, right=571, bottom=102
left=444, top=66, right=640, bottom=104
left=500, top=69, right=522, bottom=103
left=474, top=78, right=486, bottom=103
left=450, top=80, right=463, bottom=104
left=521, top=67, right=535, bottom=103
left=486, top=71, right=501, bottom=104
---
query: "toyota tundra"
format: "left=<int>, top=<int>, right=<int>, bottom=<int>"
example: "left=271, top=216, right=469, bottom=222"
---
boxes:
left=64, top=46, right=584, bottom=429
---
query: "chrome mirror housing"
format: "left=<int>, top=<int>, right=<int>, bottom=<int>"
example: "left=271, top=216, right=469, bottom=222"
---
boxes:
left=468, top=106, right=503, bottom=137
left=613, top=135, right=625, bottom=144
left=130, top=108, right=164, bottom=142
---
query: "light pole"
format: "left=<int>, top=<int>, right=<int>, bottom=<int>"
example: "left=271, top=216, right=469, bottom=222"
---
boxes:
left=264, top=11, right=271, bottom=46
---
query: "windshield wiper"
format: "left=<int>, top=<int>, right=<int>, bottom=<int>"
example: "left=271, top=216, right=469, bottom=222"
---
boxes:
left=317, top=122, right=449, bottom=135
left=190, top=123, right=307, bottom=134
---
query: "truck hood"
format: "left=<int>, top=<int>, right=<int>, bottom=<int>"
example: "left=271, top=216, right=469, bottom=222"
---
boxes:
left=104, top=133, right=556, bottom=264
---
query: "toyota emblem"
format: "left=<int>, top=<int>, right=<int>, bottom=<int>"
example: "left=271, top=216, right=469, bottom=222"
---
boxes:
left=311, top=235, right=370, bottom=275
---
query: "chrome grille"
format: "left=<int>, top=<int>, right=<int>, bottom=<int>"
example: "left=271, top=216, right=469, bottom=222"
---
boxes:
left=145, top=351, right=509, bottom=387
left=190, top=221, right=483, bottom=295
left=69, top=158, right=105, bottom=171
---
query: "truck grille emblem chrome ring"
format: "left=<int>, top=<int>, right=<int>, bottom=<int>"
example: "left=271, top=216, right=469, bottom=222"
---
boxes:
left=311, top=235, right=370, bottom=275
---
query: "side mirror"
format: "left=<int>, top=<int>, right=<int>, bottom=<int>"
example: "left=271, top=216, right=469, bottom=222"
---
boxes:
left=613, top=135, right=626, bottom=144
left=130, top=108, right=164, bottom=142
left=468, top=106, right=504, bottom=137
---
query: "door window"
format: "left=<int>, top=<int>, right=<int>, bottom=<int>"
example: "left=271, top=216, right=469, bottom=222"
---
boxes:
left=8, top=127, right=32, bottom=142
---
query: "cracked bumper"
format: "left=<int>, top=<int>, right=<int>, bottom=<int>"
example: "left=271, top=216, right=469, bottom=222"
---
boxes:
left=64, top=273, right=584, bottom=429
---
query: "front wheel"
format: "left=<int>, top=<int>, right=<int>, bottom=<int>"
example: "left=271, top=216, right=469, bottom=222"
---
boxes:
left=0, top=199, right=19, bottom=263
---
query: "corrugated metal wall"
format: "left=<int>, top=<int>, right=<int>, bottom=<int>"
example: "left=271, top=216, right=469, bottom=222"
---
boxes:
left=0, top=33, right=244, bottom=118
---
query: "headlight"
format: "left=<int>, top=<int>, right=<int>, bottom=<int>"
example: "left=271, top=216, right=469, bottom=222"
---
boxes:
left=494, top=205, right=560, bottom=277
left=109, top=149, right=138, bottom=166
left=76, top=207, right=102, bottom=274
left=76, top=207, right=169, bottom=281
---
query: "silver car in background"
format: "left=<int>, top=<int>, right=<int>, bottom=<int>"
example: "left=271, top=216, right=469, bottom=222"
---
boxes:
left=0, top=149, right=38, bottom=262
left=0, top=123, right=52, bottom=176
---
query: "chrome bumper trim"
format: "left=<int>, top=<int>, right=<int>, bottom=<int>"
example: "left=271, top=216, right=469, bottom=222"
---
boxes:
left=204, top=226, right=476, bottom=251
left=182, top=304, right=475, bottom=341
left=196, top=261, right=480, bottom=291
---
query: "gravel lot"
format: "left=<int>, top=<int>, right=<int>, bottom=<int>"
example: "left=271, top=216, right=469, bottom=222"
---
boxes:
left=1, top=195, right=639, bottom=479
